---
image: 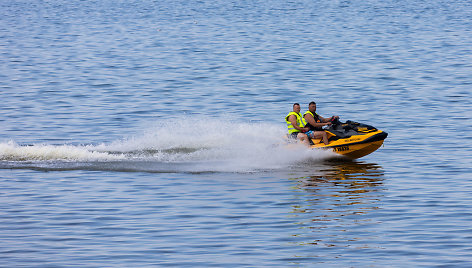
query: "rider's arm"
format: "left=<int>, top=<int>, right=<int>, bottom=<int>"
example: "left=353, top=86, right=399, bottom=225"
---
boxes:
left=305, top=114, right=330, bottom=127
left=319, top=115, right=339, bottom=123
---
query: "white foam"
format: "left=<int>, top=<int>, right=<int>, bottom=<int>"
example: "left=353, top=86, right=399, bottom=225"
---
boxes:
left=0, top=117, right=337, bottom=172
left=97, top=117, right=337, bottom=171
left=0, top=141, right=124, bottom=161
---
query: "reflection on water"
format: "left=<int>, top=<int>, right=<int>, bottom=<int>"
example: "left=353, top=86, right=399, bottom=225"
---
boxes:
left=289, top=160, right=385, bottom=252
left=294, top=160, right=385, bottom=194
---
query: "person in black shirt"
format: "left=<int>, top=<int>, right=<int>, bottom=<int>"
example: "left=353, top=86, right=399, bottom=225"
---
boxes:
left=303, top=101, right=339, bottom=145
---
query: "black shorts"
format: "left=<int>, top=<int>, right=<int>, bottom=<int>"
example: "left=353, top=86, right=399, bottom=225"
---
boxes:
left=289, top=132, right=300, bottom=139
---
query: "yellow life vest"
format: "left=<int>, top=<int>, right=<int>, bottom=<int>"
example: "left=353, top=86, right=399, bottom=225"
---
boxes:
left=303, top=111, right=319, bottom=122
left=285, top=112, right=306, bottom=134
left=303, top=111, right=323, bottom=131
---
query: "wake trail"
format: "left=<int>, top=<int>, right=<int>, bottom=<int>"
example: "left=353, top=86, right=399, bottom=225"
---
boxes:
left=0, top=118, right=338, bottom=172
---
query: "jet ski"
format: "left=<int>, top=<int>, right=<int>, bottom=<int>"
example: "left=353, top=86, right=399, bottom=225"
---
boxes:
left=310, top=119, right=388, bottom=159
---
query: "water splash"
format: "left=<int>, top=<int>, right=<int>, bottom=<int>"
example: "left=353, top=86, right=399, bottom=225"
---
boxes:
left=0, top=141, right=124, bottom=162
left=0, top=118, right=338, bottom=172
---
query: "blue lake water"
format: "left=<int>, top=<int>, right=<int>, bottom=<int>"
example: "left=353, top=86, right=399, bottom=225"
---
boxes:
left=1, top=0, right=472, bottom=266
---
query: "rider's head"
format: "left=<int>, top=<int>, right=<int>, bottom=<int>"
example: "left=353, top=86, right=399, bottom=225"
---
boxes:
left=293, top=103, right=301, bottom=113
left=308, top=101, right=317, bottom=112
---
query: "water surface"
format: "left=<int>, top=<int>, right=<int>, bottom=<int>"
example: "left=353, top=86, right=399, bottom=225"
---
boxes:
left=1, top=0, right=472, bottom=266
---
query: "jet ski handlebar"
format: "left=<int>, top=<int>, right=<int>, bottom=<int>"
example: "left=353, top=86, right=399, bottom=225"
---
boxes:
left=330, top=117, right=341, bottom=126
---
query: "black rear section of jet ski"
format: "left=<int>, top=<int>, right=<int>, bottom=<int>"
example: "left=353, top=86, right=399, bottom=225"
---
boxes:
left=325, top=120, right=382, bottom=140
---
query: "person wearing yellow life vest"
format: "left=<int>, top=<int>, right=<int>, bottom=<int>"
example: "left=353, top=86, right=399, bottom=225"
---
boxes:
left=303, top=101, right=339, bottom=145
left=285, top=103, right=310, bottom=146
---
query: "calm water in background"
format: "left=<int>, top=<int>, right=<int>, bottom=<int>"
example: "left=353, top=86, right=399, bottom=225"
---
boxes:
left=1, top=0, right=472, bottom=266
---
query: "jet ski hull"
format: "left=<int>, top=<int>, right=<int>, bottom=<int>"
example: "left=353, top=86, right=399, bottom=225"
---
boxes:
left=310, top=124, right=388, bottom=159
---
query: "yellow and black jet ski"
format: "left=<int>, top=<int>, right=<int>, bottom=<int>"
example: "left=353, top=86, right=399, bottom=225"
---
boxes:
left=310, top=119, right=388, bottom=159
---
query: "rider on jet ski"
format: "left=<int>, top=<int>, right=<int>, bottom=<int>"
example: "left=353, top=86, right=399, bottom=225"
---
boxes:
left=303, top=101, right=339, bottom=145
left=285, top=103, right=311, bottom=146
